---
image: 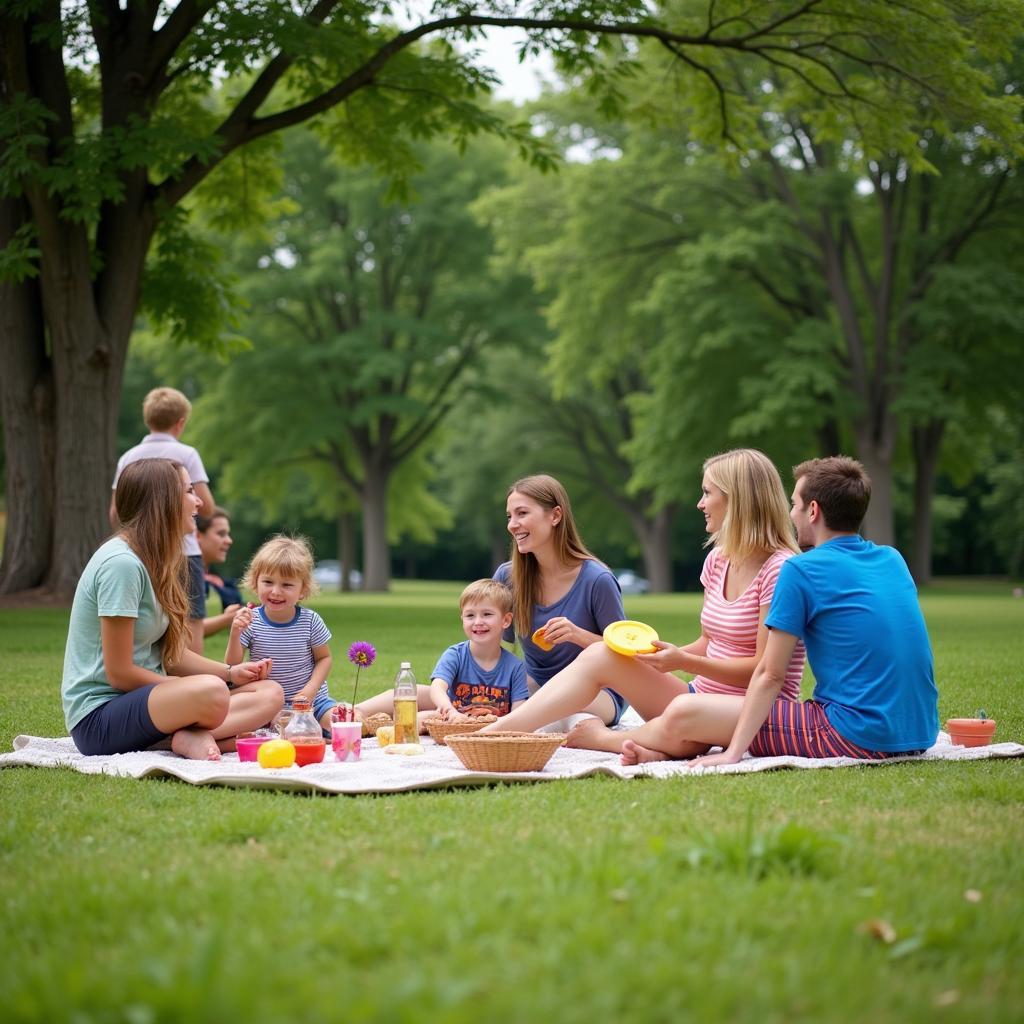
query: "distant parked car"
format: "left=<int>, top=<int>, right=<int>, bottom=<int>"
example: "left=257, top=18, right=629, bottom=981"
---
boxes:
left=614, top=569, right=650, bottom=595
left=312, top=560, right=362, bottom=590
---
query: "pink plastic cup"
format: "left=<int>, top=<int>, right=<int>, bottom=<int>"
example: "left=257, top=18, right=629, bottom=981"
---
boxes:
left=331, top=720, right=362, bottom=762
left=236, top=733, right=275, bottom=762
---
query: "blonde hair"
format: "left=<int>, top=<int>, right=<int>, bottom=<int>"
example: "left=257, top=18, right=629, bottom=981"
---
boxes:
left=113, top=459, right=191, bottom=667
left=703, top=449, right=799, bottom=561
left=143, top=387, right=191, bottom=432
left=243, top=535, right=318, bottom=596
left=460, top=579, right=513, bottom=614
left=506, top=475, right=596, bottom=638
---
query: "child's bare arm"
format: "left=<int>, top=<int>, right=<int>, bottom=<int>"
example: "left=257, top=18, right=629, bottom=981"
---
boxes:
left=224, top=606, right=252, bottom=665
left=430, top=678, right=461, bottom=718
left=298, top=644, right=332, bottom=701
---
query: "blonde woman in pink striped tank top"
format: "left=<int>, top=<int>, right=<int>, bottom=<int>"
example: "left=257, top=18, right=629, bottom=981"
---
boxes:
left=492, top=449, right=806, bottom=758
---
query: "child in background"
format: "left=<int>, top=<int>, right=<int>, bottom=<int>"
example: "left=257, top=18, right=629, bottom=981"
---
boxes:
left=350, top=579, right=528, bottom=730
left=226, top=536, right=337, bottom=733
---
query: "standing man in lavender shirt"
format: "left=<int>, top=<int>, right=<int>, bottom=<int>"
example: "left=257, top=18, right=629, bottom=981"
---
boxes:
left=111, top=387, right=215, bottom=654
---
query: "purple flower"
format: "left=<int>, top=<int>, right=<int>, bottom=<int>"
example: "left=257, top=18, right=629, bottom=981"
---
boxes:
left=348, top=641, right=376, bottom=668
left=344, top=641, right=376, bottom=721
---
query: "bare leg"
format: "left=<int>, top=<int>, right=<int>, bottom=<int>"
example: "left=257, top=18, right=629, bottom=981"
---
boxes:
left=480, top=643, right=690, bottom=734
left=620, top=740, right=671, bottom=765
left=615, top=693, right=747, bottom=762
left=149, top=676, right=283, bottom=761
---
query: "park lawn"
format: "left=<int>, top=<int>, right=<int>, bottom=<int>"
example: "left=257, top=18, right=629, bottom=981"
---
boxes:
left=0, top=582, right=1021, bottom=1023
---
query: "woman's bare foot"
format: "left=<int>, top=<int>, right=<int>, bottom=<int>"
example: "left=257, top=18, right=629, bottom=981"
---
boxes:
left=566, top=717, right=623, bottom=753
left=171, top=727, right=221, bottom=761
left=620, top=739, right=670, bottom=766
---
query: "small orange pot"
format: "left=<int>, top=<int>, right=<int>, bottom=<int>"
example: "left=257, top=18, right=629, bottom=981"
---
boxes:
left=945, top=718, right=997, bottom=747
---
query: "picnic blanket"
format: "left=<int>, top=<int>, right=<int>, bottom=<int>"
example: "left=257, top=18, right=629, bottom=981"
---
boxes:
left=2, top=720, right=1021, bottom=794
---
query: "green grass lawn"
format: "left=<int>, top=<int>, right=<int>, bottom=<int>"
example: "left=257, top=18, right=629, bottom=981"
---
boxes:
left=1, top=581, right=1022, bottom=1023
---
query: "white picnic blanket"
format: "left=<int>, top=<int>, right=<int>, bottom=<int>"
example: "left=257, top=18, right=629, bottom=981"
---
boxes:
left=2, top=722, right=1021, bottom=795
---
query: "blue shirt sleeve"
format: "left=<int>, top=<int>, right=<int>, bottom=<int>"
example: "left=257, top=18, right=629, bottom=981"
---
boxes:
left=493, top=562, right=515, bottom=643
left=764, top=559, right=809, bottom=640
left=430, top=645, right=461, bottom=689
left=588, top=565, right=625, bottom=631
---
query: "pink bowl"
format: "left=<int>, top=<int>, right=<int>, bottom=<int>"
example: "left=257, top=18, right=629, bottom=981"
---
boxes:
left=236, top=734, right=276, bottom=762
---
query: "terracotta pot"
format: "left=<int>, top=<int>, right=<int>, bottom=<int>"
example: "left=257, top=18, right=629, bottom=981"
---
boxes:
left=945, top=718, right=997, bottom=747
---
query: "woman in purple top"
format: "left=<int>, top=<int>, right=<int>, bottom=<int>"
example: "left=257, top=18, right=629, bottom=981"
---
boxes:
left=491, top=475, right=627, bottom=726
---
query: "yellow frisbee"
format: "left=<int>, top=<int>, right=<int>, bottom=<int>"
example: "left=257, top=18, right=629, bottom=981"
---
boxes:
left=603, top=620, right=659, bottom=657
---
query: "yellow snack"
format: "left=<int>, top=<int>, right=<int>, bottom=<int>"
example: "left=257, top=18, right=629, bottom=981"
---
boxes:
left=257, top=738, right=296, bottom=769
left=376, top=726, right=395, bottom=747
left=531, top=627, right=554, bottom=651
left=384, top=742, right=424, bottom=756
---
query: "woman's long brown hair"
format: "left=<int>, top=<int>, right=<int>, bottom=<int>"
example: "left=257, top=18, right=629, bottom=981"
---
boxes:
left=113, top=459, right=191, bottom=667
left=506, top=475, right=596, bottom=638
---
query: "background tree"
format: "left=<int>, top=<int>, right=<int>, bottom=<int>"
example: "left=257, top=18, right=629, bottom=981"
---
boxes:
left=2, top=0, right=1019, bottom=595
left=191, top=131, right=531, bottom=590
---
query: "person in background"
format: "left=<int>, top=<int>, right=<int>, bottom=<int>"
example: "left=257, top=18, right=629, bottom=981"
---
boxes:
left=111, top=387, right=215, bottom=653
left=197, top=507, right=242, bottom=639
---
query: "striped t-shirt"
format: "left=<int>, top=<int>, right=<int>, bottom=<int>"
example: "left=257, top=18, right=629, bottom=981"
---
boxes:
left=694, top=548, right=805, bottom=700
left=239, top=606, right=331, bottom=702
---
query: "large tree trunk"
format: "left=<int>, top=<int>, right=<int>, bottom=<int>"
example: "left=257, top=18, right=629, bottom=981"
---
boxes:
left=631, top=504, right=676, bottom=593
left=909, top=419, right=945, bottom=585
left=0, top=200, right=55, bottom=593
left=361, top=469, right=391, bottom=592
left=336, top=510, right=356, bottom=592
left=853, top=436, right=895, bottom=546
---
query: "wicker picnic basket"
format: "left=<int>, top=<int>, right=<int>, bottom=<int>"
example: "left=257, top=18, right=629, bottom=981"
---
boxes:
left=424, top=714, right=497, bottom=746
left=362, top=713, right=392, bottom=738
left=445, top=731, right=567, bottom=773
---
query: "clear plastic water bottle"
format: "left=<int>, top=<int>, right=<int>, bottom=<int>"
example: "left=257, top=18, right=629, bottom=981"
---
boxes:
left=393, top=662, right=418, bottom=745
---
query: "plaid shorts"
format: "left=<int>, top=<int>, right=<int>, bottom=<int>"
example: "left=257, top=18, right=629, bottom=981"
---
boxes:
left=749, top=700, right=912, bottom=760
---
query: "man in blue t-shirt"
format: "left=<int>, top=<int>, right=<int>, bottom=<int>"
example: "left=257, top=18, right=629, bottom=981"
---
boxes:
left=619, top=456, right=939, bottom=767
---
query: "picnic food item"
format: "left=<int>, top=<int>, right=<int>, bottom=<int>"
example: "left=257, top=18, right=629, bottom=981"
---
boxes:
left=603, top=620, right=659, bottom=656
left=283, top=695, right=325, bottom=765
left=393, top=662, right=419, bottom=744
left=425, top=714, right=497, bottom=745
left=257, top=738, right=296, bottom=769
left=376, top=725, right=395, bottom=747
left=445, top=731, right=566, bottom=773
left=362, top=712, right=392, bottom=738
left=384, top=741, right=424, bottom=756
left=531, top=627, right=554, bottom=651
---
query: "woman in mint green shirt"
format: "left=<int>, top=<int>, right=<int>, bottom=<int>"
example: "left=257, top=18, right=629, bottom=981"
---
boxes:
left=62, top=459, right=283, bottom=759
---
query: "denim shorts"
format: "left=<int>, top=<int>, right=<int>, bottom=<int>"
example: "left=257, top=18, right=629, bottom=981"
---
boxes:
left=187, top=555, right=206, bottom=618
left=604, top=688, right=628, bottom=727
left=312, top=690, right=338, bottom=736
left=71, top=685, right=168, bottom=756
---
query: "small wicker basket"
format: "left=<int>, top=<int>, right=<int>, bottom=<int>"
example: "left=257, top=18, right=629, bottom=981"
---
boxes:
left=445, top=731, right=567, bottom=773
left=424, top=714, right=497, bottom=746
left=362, top=713, right=392, bottom=738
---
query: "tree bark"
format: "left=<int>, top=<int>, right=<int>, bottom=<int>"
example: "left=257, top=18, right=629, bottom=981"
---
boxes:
left=630, top=504, right=676, bottom=593
left=853, top=434, right=895, bottom=546
left=909, top=419, right=945, bottom=585
left=336, top=509, right=357, bottom=592
left=361, top=469, right=391, bottom=591
left=0, top=201, right=54, bottom=592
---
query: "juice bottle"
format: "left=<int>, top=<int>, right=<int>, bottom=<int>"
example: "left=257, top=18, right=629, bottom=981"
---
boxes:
left=393, top=662, right=419, bottom=744
left=283, top=694, right=325, bottom=765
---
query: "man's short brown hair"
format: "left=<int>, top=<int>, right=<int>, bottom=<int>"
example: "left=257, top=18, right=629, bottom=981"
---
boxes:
left=143, top=387, right=192, bottom=432
left=793, top=456, right=871, bottom=532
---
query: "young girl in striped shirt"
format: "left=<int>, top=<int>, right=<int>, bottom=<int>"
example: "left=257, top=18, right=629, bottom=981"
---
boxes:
left=491, top=448, right=806, bottom=756
left=226, top=536, right=337, bottom=734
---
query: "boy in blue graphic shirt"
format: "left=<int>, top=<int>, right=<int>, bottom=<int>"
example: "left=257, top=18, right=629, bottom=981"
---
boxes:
left=431, top=579, right=529, bottom=721
left=347, top=579, right=528, bottom=730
